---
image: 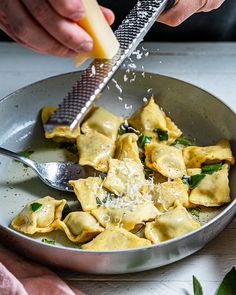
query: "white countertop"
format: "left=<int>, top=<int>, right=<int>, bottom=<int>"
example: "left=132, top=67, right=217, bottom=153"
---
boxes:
left=0, top=42, right=235, bottom=295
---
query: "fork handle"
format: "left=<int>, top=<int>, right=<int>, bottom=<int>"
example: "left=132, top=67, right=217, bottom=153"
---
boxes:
left=0, top=147, right=36, bottom=169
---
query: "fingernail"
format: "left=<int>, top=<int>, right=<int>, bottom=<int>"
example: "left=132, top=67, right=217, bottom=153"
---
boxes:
left=77, top=41, right=93, bottom=52
left=70, top=11, right=85, bottom=20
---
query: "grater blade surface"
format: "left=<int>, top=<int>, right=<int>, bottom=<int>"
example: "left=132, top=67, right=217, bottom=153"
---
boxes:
left=45, top=0, right=170, bottom=131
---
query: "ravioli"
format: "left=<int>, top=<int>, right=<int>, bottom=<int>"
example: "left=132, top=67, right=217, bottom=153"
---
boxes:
left=128, top=97, right=182, bottom=144
left=41, top=106, right=80, bottom=143
left=58, top=212, right=104, bottom=243
left=77, top=131, right=115, bottom=172
left=153, top=172, right=168, bottom=184
left=145, top=143, right=186, bottom=179
left=149, top=180, right=189, bottom=212
left=91, top=202, right=158, bottom=231
left=165, top=117, right=183, bottom=145
left=128, top=97, right=165, bottom=134
left=69, top=177, right=107, bottom=211
left=145, top=204, right=200, bottom=243
left=81, top=227, right=151, bottom=250
left=12, top=97, right=234, bottom=250
left=188, top=164, right=231, bottom=206
left=183, top=139, right=235, bottom=168
left=81, top=106, right=123, bottom=140
left=115, top=133, right=140, bottom=163
left=11, top=196, right=66, bottom=235
left=104, top=159, right=146, bottom=195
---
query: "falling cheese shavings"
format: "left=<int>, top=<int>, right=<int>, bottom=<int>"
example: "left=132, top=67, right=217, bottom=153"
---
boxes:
left=128, top=63, right=137, bottom=69
left=124, top=75, right=128, bottom=82
left=112, top=78, right=123, bottom=94
left=130, top=77, right=136, bottom=83
left=90, top=65, right=96, bottom=77
left=132, top=50, right=143, bottom=60
left=124, top=104, right=133, bottom=110
left=104, top=38, right=152, bottom=122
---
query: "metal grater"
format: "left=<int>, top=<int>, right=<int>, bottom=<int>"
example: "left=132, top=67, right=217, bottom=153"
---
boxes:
left=45, top=0, right=175, bottom=131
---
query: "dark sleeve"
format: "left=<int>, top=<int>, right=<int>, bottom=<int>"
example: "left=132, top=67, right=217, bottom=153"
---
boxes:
left=99, top=0, right=236, bottom=41
left=0, top=31, right=12, bottom=41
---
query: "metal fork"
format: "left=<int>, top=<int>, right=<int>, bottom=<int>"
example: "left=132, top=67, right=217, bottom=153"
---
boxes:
left=0, top=147, right=87, bottom=192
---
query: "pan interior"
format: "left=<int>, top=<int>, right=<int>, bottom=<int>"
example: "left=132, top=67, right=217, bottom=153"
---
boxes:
left=0, top=71, right=235, bottom=248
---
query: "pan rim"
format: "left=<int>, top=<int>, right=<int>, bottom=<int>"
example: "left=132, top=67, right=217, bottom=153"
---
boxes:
left=1, top=69, right=236, bottom=114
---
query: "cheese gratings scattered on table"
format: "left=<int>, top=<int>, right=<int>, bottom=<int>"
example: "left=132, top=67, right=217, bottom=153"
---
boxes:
left=11, top=97, right=235, bottom=250
left=74, top=0, right=120, bottom=66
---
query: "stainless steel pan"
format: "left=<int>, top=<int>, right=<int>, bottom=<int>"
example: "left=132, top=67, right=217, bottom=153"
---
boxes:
left=0, top=70, right=235, bottom=274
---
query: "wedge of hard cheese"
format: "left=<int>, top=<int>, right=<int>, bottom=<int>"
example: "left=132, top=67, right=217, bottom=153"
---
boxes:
left=75, top=0, right=120, bottom=66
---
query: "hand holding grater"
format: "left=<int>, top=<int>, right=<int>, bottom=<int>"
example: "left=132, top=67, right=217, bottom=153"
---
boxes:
left=45, top=0, right=178, bottom=131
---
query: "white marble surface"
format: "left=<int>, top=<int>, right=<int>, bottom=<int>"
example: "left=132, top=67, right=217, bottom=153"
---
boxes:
left=0, top=42, right=235, bottom=295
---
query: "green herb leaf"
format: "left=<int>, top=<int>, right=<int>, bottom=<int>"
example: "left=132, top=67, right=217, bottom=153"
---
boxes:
left=62, top=203, right=71, bottom=219
left=103, top=192, right=113, bottom=204
left=139, top=153, right=145, bottom=164
left=172, top=136, right=193, bottom=146
left=96, top=197, right=102, bottom=206
left=189, top=174, right=206, bottom=189
left=18, top=150, right=34, bottom=158
left=59, top=142, right=78, bottom=154
left=193, top=276, right=203, bottom=295
left=182, top=175, right=190, bottom=185
left=216, top=267, right=236, bottom=295
left=138, top=135, right=152, bottom=148
left=182, top=174, right=205, bottom=189
left=190, top=208, right=201, bottom=218
left=201, top=163, right=222, bottom=175
left=154, top=128, right=168, bottom=141
left=31, top=202, right=42, bottom=212
left=42, top=238, right=55, bottom=245
left=118, top=123, right=127, bottom=135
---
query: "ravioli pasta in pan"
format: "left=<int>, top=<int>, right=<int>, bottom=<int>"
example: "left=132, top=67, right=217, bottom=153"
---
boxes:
left=11, top=97, right=235, bottom=250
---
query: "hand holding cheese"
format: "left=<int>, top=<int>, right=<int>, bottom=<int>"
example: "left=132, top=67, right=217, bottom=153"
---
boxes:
left=74, top=0, right=120, bottom=66
left=0, top=0, right=115, bottom=57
